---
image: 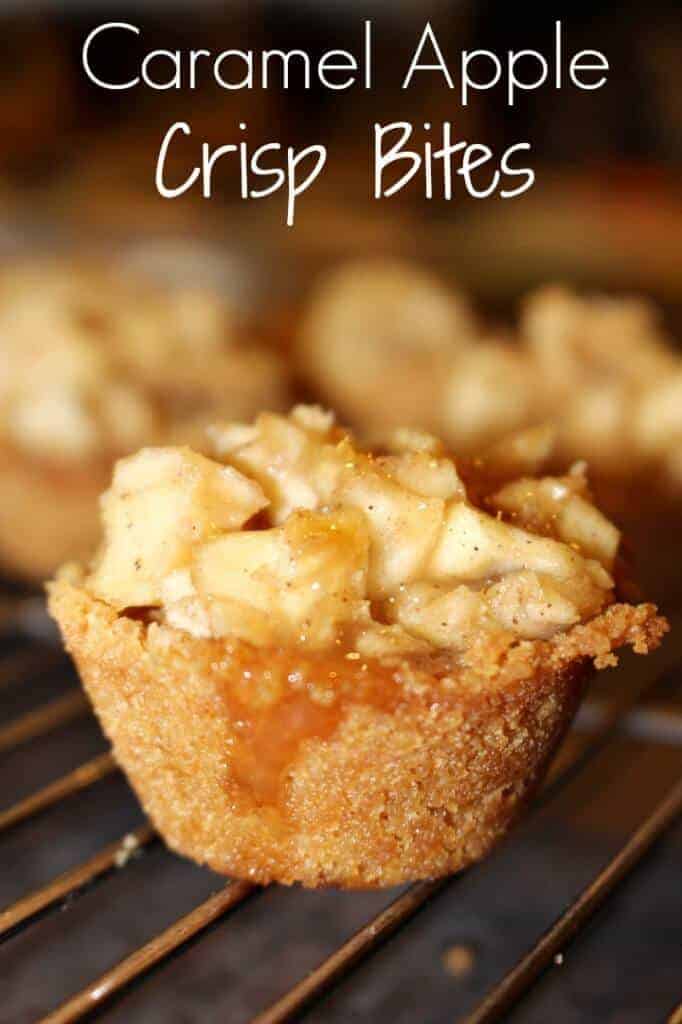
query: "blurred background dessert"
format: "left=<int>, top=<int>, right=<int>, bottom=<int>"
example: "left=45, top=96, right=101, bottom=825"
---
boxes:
left=0, top=255, right=289, bottom=580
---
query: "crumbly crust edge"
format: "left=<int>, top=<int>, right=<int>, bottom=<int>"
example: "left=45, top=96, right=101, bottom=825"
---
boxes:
left=48, top=580, right=667, bottom=887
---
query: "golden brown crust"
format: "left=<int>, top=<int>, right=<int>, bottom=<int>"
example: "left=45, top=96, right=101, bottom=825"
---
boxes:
left=0, top=445, right=108, bottom=583
left=48, top=579, right=667, bottom=888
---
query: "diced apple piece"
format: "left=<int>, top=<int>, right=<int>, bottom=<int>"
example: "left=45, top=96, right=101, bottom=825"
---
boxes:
left=89, top=447, right=267, bottom=609
left=375, top=452, right=464, bottom=500
left=485, top=571, right=580, bottom=639
left=555, top=493, right=620, bottom=568
left=280, top=508, right=369, bottom=646
left=381, top=426, right=445, bottom=456
left=428, top=503, right=594, bottom=584
left=163, top=595, right=213, bottom=638
left=215, top=410, right=342, bottom=524
left=354, top=622, right=431, bottom=658
left=492, top=476, right=620, bottom=569
left=160, top=568, right=196, bottom=604
left=193, top=509, right=369, bottom=648
left=336, top=468, right=444, bottom=598
left=387, top=581, right=483, bottom=648
left=193, top=529, right=285, bottom=615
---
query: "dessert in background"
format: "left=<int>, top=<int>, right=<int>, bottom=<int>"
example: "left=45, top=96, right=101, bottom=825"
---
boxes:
left=299, top=260, right=682, bottom=598
left=49, top=407, right=667, bottom=888
left=297, top=260, right=478, bottom=437
left=0, top=260, right=288, bottom=581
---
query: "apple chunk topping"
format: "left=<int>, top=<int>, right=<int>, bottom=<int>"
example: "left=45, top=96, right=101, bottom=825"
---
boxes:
left=85, top=408, right=619, bottom=653
left=89, top=447, right=267, bottom=609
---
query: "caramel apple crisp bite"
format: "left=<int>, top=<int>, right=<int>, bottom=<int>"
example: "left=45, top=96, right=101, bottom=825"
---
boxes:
left=49, top=407, right=667, bottom=888
left=88, top=406, right=616, bottom=653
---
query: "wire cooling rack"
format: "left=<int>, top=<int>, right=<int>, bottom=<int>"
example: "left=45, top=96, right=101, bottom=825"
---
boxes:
left=1, top=593, right=681, bottom=1023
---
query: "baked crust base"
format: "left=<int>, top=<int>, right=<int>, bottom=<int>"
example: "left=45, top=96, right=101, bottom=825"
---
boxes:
left=48, top=580, right=667, bottom=888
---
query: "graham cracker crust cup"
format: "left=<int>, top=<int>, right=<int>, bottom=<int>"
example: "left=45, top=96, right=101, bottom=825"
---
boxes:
left=48, top=579, right=667, bottom=889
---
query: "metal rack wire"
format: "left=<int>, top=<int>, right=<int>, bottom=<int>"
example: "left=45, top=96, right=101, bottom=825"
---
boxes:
left=1, top=592, right=680, bottom=1024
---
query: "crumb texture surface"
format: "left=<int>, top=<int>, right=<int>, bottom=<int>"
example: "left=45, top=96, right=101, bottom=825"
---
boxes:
left=49, top=579, right=666, bottom=887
